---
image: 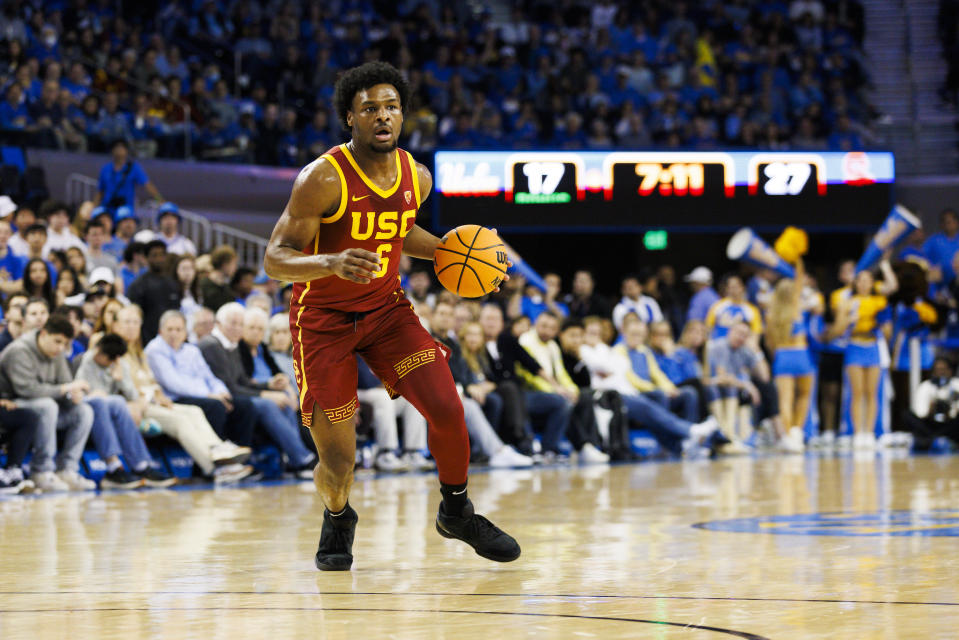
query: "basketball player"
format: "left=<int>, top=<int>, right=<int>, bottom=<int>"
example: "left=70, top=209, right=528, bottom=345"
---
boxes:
left=263, top=62, right=520, bottom=570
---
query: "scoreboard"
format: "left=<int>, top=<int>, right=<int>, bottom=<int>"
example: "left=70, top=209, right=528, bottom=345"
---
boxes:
left=432, top=150, right=894, bottom=232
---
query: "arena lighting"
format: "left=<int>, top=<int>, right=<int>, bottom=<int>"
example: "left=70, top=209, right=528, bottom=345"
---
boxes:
left=434, top=149, right=894, bottom=232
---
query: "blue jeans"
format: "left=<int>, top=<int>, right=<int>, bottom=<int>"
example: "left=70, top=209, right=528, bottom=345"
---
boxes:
left=13, top=398, right=93, bottom=473
left=481, top=391, right=504, bottom=432
left=249, top=396, right=314, bottom=466
left=644, top=388, right=699, bottom=423
left=524, top=390, right=570, bottom=453
left=87, top=395, right=152, bottom=469
left=622, top=393, right=692, bottom=455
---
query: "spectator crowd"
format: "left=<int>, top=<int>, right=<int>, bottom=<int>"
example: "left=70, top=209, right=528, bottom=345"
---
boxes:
left=1, top=0, right=875, bottom=165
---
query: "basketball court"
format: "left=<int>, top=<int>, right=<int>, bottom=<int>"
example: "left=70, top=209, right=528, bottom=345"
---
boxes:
left=2, top=454, right=957, bottom=639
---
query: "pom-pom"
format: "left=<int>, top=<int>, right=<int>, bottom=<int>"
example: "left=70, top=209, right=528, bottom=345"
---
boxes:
left=774, top=226, right=808, bottom=264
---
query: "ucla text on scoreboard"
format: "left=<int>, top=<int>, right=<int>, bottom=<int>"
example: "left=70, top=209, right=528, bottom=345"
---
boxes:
left=432, top=149, right=895, bottom=232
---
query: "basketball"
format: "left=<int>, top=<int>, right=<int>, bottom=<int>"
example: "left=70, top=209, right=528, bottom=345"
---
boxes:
left=433, top=225, right=509, bottom=298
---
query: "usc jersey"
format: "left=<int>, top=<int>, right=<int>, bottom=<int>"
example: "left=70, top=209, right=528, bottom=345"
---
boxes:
left=290, top=143, right=422, bottom=312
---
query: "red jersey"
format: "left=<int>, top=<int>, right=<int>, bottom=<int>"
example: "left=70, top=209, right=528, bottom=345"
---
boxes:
left=291, top=143, right=423, bottom=312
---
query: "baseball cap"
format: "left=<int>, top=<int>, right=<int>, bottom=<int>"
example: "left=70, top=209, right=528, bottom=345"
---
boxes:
left=91, top=205, right=111, bottom=221
left=253, top=268, right=271, bottom=285
left=0, top=196, right=16, bottom=219
left=684, top=266, right=713, bottom=284
left=89, top=266, right=115, bottom=285
left=115, top=206, right=137, bottom=224
left=157, top=201, right=181, bottom=223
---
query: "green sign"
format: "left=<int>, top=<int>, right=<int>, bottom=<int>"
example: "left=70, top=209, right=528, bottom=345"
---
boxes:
left=643, top=230, right=668, bottom=250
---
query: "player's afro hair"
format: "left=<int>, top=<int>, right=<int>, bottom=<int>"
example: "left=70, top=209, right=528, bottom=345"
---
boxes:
left=333, top=61, right=410, bottom=131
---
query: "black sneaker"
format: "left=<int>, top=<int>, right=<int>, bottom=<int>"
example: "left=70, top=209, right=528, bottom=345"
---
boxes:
left=435, top=499, right=520, bottom=562
left=315, top=505, right=358, bottom=571
left=136, top=467, right=177, bottom=488
left=101, top=468, right=144, bottom=490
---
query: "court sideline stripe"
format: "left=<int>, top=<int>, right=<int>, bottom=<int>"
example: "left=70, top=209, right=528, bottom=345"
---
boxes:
left=1, top=590, right=955, bottom=607
left=0, top=606, right=770, bottom=639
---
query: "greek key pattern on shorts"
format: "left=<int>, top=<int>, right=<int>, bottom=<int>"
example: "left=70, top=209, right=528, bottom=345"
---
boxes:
left=382, top=380, right=399, bottom=399
left=301, top=412, right=313, bottom=429
left=324, top=398, right=357, bottom=423
left=393, top=348, right=436, bottom=380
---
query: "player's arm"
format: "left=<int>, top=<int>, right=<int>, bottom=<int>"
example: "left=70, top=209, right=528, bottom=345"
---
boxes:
left=264, top=158, right=380, bottom=284
left=402, top=163, right=441, bottom=260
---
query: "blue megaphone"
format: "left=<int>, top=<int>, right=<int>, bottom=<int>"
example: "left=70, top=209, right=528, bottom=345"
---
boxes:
left=726, top=228, right=795, bottom=279
left=506, top=254, right=548, bottom=292
left=855, top=204, right=921, bottom=273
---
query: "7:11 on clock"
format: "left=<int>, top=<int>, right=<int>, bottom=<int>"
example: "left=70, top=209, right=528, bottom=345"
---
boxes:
left=634, top=163, right=706, bottom=196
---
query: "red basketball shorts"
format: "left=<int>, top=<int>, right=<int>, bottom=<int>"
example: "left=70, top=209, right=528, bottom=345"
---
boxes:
left=289, top=291, right=445, bottom=427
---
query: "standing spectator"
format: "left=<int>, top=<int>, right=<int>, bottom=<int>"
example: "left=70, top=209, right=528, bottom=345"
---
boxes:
left=612, top=273, right=664, bottom=331
left=199, top=245, right=238, bottom=311
left=0, top=219, right=26, bottom=296
left=155, top=202, right=197, bottom=256
left=685, top=266, right=720, bottom=323
left=922, top=208, right=959, bottom=284
left=0, top=315, right=95, bottom=492
left=93, top=140, right=163, bottom=216
left=39, top=200, right=86, bottom=258
left=198, top=303, right=317, bottom=477
left=75, top=334, right=177, bottom=488
left=126, top=240, right=181, bottom=342
left=563, top=269, right=612, bottom=319
left=145, top=310, right=257, bottom=453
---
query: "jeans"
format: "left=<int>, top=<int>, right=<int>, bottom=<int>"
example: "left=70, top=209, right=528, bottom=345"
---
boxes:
left=87, top=395, right=152, bottom=469
left=249, top=396, right=314, bottom=465
left=17, top=397, right=94, bottom=473
left=644, top=388, right=699, bottom=423
left=177, top=395, right=256, bottom=446
left=524, top=390, right=570, bottom=453
left=481, top=391, right=504, bottom=433
left=622, top=393, right=692, bottom=455
left=0, top=407, right=45, bottom=467
left=463, top=396, right=504, bottom=457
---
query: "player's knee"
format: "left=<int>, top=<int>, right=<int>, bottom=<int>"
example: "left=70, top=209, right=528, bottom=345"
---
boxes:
left=423, top=393, right=464, bottom=429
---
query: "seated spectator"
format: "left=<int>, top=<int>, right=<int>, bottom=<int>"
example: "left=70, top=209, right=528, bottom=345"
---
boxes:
left=432, top=303, right=533, bottom=468
left=648, top=320, right=717, bottom=416
left=111, top=305, right=253, bottom=483
left=55, top=266, right=84, bottom=307
left=8, top=207, right=36, bottom=257
left=519, top=272, right=569, bottom=323
left=0, top=303, right=24, bottom=352
left=0, top=398, right=46, bottom=494
left=22, top=298, right=51, bottom=333
left=155, top=203, right=197, bottom=256
left=175, top=254, right=202, bottom=324
left=685, top=266, right=720, bottom=323
left=267, top=312, right=297, bottom=393
left=105, top=207, right=139, bottom=262
left=0, top=315, right=95, bottom=492
left=200, top=245, right=238, bottom=311
left=191, top=307, right=215, bottom=343
left=119, top=241, right=147, bottom=291
left=355, top=357, right=433, bottom=472
left=239, top=307, right=286, bottom=386
left=126, top=240, right=181, bottom=342
left=84, top=220, right=119, bottom=276
left=612, top=273, right=664, bottom=332
left=0, top=219, right=26, bottom=296
left=563, top=269, right=612, bottom=319
left=76, top=332, right=176, bottom=489
left=39, top=200, right=85, bottom=258
left=198, top=302, right=317, bottom=477
left=901, top=356, right=959, bottom=451
left=707, top=321, right=772, bottom=448
left=706, top=274, right=763, bottom=341
left=145, top=310, right=257, bottom=455
left=579, top=315, right=724, bottom=457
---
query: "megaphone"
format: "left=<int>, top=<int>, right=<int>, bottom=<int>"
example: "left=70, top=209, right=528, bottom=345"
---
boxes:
left=855, top=204, right=921, bottom=273
left=726, top=228, right=796, bottom=279
left=506, top=254, right=548, bottom=292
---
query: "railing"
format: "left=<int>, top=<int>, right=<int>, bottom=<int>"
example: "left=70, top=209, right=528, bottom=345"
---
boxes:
left=65, top=173, right=266, bottom=268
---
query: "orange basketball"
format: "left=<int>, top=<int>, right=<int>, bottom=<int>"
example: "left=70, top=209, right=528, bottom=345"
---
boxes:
left=433, top=225, right=509, bottom=298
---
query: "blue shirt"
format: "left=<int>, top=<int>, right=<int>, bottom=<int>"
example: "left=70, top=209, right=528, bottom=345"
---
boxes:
left=654, top=346, right=702, bottom=385
left=121, top=264, right=146, bottom=291
left=687, top=287, right=720, bottom=322
left=922, top=232, right=959, bottom=281
left=103, top=237, right=129, bottom=262
left=251, top=345, right=273, bottom=383
left=144, top=336, right=229, bottom=399
left=0, top=250, right=25, bottom=281
left=98, top=161, right=149, bottom=212
left=521, top=296, right=569, bottom=323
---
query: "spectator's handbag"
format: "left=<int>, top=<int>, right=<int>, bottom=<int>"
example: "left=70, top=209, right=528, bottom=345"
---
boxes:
left=104, top=161, right=135, bottom=209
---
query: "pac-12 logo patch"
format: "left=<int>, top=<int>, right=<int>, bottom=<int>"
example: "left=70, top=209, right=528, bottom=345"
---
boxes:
left=405, top=190, right=412, bottom=204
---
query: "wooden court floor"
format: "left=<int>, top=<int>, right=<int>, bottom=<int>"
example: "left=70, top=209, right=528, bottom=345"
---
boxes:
left=2, top=454, right=959, bottom=639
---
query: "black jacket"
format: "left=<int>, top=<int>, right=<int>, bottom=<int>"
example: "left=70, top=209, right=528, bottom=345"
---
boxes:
left=238, top=340, right=282, bottom=380
left=198, top=335, right=268, bottom=399
left=484, top=331, right=542, bottom=384
left=126, top=271, right=181, bottom=343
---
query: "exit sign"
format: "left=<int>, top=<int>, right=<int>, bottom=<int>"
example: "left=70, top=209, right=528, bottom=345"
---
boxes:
left=643, top=230, right=668, bottom=250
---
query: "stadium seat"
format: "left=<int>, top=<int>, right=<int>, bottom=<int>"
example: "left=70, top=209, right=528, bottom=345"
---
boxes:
left=0, top=147, right=26, bottom=173
left=0, top=165, right=22, bottom=201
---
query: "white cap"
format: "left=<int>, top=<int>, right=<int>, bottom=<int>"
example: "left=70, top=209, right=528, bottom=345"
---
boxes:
left=133, top=229, right=156, bottom=243
left=0, top=196, right=16, bottom=219
left=89, top=266, right=115, bottom=285
left=684, top=266, right=713, bottom=284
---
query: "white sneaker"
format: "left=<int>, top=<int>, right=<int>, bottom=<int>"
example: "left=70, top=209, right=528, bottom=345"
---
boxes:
left=836, top=434, right=853, bottom=451
left=213, top=463, right=255, bottom=484
left=56, top=469, right=97, bottom=491
left=211, top=441, right=252, bottom=465
left=854, top=432, right=877, bottom=451
left=717, top=440, right=751, bottom=456
left=688, top=416, right=720, bottom=445
left=402, top=450, right=436, bottom=471
left=579, top=442, right=610, bottom=464
left=488, top=446, right=534, bottom=468
left=779, top=427, right=805, bottom=454
left=374, top=451, right=410, bottom=472
left=33, top=471, right=70, bottom=492
left=2, top=467, right=35, bottom=494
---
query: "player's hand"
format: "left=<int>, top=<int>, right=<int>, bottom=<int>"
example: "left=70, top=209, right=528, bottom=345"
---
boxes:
left=329, top=248, right=381, bottom=284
